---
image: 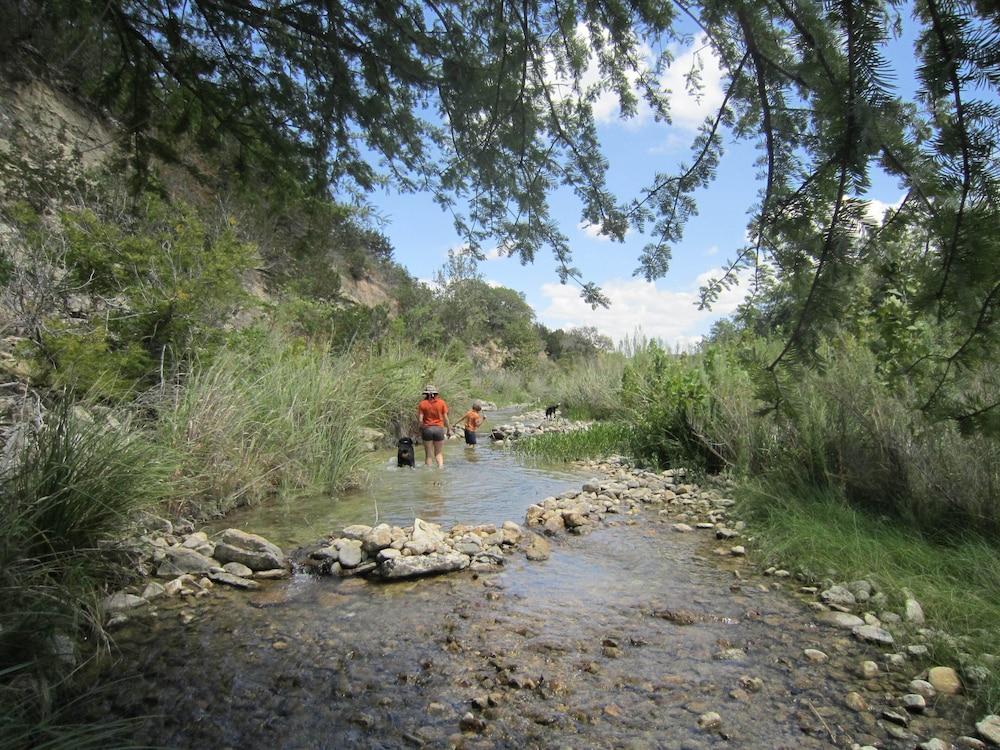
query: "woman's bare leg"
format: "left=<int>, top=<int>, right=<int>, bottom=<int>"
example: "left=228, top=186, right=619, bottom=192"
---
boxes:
left=433, top=440, right=445, bottom=467
left=424, top=440, right=434, bottom=466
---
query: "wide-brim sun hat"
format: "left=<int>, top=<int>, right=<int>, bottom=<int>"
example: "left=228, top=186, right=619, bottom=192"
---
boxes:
left=423, top=384, right=439, bottom=395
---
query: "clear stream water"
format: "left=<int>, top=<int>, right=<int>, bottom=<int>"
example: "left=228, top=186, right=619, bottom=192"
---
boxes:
left=92, top=410, right=974, bottom=749
left=212, top=408, right=588, bottom=549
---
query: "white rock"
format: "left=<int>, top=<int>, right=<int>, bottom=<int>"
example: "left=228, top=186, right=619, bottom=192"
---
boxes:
left=975, top=715, right=1000, bottom=745
left=853, top=624, right=894, bottom=645
left=817, top=611, right=865, bottom=630
left=909, top=679, right=936, bottom=698
left=141, top=582, right=166, bottom=600
left=905, top=596, right=926, bottom=625
left=340, top=524, right=373, bottom=541
left=102, top=591, right=148, bottom=613
left=338, top=540, right=364, bottom=568
left=379, top=551, right=470, bottom=579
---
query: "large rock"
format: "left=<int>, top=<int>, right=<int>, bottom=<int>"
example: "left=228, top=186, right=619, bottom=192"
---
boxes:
left=523, top=533, right=550, bottom=561
left=820, top=586, right=857, bottom=607
left=157, top=546, right=219, bottom=576
left=214, top=529, right=286, bottom=571
left=362, top=524, right=393, bottom=556
left=379, top=551, right=470, bottom=579
left=852, top=624, right=894, bottom=646
left=976, top=715, right=1000, bottom=745
left=928, top=666, right=962, bottom=695
left=214, top=542, right=284, bottom=572
left=405, top=518, right=445, bottom=555
left=904, top=595, right=925, bottom=625
left=816, top=611, right=865, bottom=630
left=341, top=524, right=373, bottom=542
left=338, top=540, right=364, bottom=568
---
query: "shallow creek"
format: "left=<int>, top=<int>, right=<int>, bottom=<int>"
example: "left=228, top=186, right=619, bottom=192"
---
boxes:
left=92, top=413, right=972, bottom=748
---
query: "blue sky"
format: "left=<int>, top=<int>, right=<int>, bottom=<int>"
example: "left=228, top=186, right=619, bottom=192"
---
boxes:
left=368, top=19, right=916, bottom=348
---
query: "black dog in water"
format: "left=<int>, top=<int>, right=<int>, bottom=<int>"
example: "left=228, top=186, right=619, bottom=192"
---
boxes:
left=544, top=404, right=559, bottom=419
left=396, top=437, right=415, bottom=467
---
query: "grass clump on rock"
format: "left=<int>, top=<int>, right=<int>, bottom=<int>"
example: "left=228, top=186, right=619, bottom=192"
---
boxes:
left=513, top=422, right=632, bottom=462
left=738, top=479, right=1000, bottom=714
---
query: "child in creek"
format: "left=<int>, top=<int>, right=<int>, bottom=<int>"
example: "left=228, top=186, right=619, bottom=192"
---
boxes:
left=458, top=400, right=487, bottom=447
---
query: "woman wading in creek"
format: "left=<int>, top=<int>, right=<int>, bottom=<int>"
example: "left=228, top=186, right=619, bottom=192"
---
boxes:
left=417, top=385, right=450, bottom=467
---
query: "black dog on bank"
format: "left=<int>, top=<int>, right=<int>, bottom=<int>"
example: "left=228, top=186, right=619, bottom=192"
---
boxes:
left=397, top=437, right=415, bottom=467
left=544, top=404, right=559, bottom=419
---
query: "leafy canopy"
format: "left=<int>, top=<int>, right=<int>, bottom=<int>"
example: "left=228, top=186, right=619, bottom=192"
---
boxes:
left=5, top=0, right=1000, bottom=421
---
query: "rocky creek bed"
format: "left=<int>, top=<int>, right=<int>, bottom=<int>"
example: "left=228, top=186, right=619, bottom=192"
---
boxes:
left=90, top=454, right=999, bottom=749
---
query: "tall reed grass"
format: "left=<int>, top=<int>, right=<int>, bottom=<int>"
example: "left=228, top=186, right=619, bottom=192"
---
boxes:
left=159, top=341, right=367, bottom=515
left=540, top=355, right=627, bottom=420
left=0, top=405, right=168, bottom=748
left=158, top=334, right=478, bottom=517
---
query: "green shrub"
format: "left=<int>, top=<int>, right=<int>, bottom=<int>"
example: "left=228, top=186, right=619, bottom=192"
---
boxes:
left=38, top=324, right=153, bottom=400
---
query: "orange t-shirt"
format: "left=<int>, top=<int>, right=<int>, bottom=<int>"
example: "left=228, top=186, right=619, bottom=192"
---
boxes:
left=462, top=410, right=483, bottom=431
left=418, top=397, right=448, bottom=427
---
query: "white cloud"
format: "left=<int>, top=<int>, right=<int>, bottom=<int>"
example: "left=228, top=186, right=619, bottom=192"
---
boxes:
left=577, top=221, right=630, bottom=241
left=865, top=194, right=906, bottom=224
left=539, top=269, right=749, bottom=349
left=663, top=34, right=726, bottom=130
left=705, top=244, right=719, bottom=256
left=554, top=28, right=724, bottom=132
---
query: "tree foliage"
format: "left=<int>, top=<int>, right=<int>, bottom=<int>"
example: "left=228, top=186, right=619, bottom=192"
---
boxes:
left=4, top=0, right=999, bottom=425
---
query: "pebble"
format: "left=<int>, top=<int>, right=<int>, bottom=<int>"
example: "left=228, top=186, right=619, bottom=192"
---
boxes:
left=804, top=649, right=829, bottom=664
left=272, top=640, right=288, bottom=650
left=729, top=546, right=746, bottom=557
left=860, top=661, right=879, bottom=679
left=697, top=712, right=722, bottom=731
left=909, top=679, right=936, bottom=699
left=672, top=523, right=694, bottom=533
left=738, top=676, right=763, bottom=692
left=902, top=693, right=926, bottom=712
left=918, top=740, right=952, bottom=750
left=845, top=692, right=867, bottom=712
left=881, top=708, right=910, bottom=726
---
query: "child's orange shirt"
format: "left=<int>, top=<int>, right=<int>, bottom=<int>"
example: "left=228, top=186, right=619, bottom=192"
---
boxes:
left=462, top=410, right=483, bottom=431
